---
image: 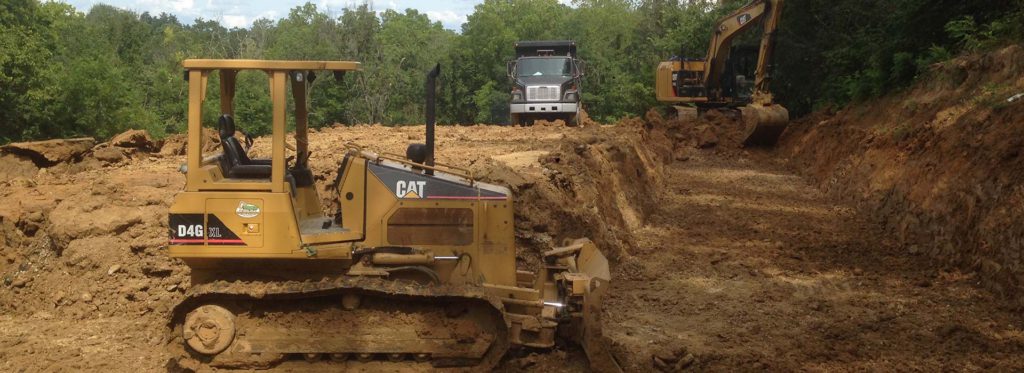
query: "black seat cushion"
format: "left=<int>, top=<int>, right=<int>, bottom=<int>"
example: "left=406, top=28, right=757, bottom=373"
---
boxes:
left=218, top=114, right=271, bottom=179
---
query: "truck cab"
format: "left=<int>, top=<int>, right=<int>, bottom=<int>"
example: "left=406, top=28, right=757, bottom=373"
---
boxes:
left=508, top=40, right=584, bottom=126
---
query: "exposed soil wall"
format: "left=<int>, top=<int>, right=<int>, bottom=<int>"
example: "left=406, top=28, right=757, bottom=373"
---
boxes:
left=781, top=44, right=1024, bottom=305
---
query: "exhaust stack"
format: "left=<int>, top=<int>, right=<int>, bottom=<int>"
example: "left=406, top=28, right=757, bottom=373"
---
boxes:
left=425, top=64, right=440, bottom=175
left=405, top=64, right=441, bottom=174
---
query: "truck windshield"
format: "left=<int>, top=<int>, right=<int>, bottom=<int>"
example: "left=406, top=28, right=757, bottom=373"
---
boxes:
left=517, top=58, right=571, bottom=77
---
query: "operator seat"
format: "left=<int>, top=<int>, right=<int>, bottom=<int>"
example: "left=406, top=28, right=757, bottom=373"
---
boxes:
left=218, top=114, right=272, bottom=179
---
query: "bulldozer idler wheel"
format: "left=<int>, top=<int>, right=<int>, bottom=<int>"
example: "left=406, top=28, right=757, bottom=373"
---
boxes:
left=183, top=305, right=236, bottom=355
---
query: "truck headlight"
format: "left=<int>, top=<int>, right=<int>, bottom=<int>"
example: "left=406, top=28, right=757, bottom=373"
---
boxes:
left=563, top=90, right=578, bottom=102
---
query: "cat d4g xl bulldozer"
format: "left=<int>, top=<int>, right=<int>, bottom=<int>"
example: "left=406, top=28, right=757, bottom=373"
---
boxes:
left=656, top=0, right=789, bottom=146
left=166, top=60, right=619, bottom=371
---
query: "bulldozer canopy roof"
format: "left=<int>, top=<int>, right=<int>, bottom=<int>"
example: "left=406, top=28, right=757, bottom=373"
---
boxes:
left=182, top=59, right=361, bottom=71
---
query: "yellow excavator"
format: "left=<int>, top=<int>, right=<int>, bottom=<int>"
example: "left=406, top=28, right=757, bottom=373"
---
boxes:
left=166, top=60, right=620, bottom=371
left=656, top=0, right=788, bottom=146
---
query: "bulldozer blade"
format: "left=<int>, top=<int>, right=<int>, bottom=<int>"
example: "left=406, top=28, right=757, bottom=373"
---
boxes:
left=739, top=104, right=789, bottom=147
left=574, top=239, right=622, bottom=373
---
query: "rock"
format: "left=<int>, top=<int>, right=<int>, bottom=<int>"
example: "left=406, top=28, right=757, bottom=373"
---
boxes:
left=652, top=344, right=693, bottom=372
left=48, top=201, right=146, bottom=242
left=0, top=154, right=39, bottom=179
left=674, top=353, right=696, bottom=370
left=93, top=146, right=126, bottom=163
left=16, top=211, right=44, bottom=237
left=108, top=264, right=122, bottom=275
left=673, top=147, right=691, bottom=161
left=696, top=126, right=719, bottom=149
left=32, top=311, right=54, bottom=320
left=81, top=292, right=93, bottom=302
left=53, top=291, right=68, bottom=306
left=158, top=134, right=187, bottom=156
left=908, top=245, right=921, bottom=255
left=159, top=129, right=219, bottom=156
left=516, top=353, right=540, bottom=369
left=653, top=347, right=678, bottom=362
left=0, top=137, right=95, bottom=166
left=165, top=284, right=178, bottom=292
left=11, top=277, right=29, bottom=288
left=110, top=129, right=156, bottom=151
left=645, top=109, right=666, bottom=127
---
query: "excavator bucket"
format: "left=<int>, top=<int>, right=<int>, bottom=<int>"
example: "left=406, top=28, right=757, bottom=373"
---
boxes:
left=738, top=104, right=789, bottom=146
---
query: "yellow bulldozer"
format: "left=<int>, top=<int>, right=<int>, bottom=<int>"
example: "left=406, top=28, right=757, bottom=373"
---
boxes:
left=656, top=0, right=789, bottom=146
left=165, top=60, right=619, bottom=371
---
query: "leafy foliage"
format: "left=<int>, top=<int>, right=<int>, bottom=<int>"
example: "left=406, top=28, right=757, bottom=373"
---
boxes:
left=773, top=0, right=1024, bottom=114
left=0, top=0, right=1022, bottom=142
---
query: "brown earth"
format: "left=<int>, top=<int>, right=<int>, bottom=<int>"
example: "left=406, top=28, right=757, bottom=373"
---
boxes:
left=781, top=44, right=1024, bottom=306
left=3, top=48, right=1024, bottom=371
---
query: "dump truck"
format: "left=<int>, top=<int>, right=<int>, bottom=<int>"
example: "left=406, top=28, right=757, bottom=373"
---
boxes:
left=166, top=60, right=620, bottom=371
left=656, top=0, right=789, bottom=146
left=508, top=40, right=585, bottom=126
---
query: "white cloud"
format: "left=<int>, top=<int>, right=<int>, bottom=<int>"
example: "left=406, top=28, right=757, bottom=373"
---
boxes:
left=424, top=10, right=465, bottom=25
left=221, top=15, right=248, bottom=28
left=68, top=0, right=478, bottom=30
left=171, top=0, right=194, bottom=12
left=255, top=10, right=279, bottom=20
left=136, top=0, right=194, bottom=13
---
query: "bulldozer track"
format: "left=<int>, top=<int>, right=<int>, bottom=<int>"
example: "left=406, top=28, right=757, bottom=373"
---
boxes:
left=167, top=276, right=510, bottom=371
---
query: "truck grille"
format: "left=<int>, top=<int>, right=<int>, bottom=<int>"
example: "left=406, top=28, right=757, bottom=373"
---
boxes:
left=526, top=86, right=560, bottom=101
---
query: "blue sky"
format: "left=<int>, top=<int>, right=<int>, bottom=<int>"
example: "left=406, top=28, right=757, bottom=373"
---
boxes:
left=58, top=0, right=569, bottom=31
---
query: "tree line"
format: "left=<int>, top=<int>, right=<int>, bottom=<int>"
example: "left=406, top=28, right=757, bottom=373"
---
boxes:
left=1, top=0, right=1022, bottom=142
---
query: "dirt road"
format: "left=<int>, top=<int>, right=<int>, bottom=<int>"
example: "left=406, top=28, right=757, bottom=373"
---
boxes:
left=2, top=120, right=1023, bottom=371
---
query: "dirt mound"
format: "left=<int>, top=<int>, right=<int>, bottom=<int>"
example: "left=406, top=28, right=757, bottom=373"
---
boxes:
left=642, top=107, right=753, bottom=163
left=0, top=163, right=185, bottom=321
left=0, top=154, right=39, bottom=179
left=1, top=138, right=95, bottom=167
left=476, top=120, right=673, bottom=260
left=780, top=44, right=1024, bottom=304
left=157, top=128, right=221, bottom=156
left=110, top=129, right=160, bottom=151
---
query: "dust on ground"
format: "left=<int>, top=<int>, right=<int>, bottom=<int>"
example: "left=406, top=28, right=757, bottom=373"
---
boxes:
left=1, top=111, right=1023, bottom=372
